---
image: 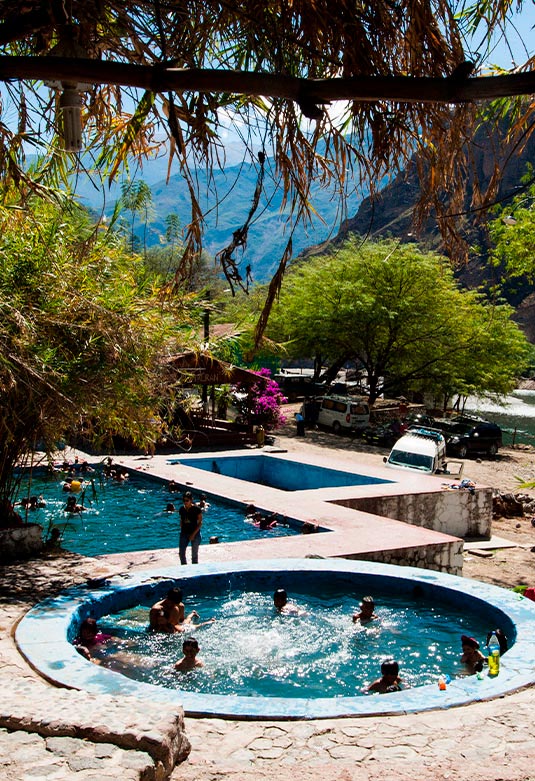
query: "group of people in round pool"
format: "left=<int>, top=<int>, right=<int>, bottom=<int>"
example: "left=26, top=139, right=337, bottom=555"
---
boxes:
left=73, top=588, right=508, bottom=690
left=352, top=596, right=508, bottom=691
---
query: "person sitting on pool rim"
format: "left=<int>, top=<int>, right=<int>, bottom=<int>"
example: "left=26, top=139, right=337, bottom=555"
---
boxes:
left=367, top=658, right=403, bottom=693
left=179, top=491, right=202, bottom=565
left=352, top=595, right=378, bottom=624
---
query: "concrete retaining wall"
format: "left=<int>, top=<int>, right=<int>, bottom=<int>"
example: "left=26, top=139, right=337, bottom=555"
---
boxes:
left=348, top=539, right=464, bottom=575
left=336, top=486, right=492, bottom=539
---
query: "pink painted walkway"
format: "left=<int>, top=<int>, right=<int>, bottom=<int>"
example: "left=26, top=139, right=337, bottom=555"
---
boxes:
left=101, top=448, right=462, bottom=574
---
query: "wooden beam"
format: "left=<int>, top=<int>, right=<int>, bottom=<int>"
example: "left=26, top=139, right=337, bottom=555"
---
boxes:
left=1, top=55, right=535, bottom=104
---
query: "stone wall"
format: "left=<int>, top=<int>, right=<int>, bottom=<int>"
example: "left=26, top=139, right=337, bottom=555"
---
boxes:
left=0, top=524, right=43, bottom=563
left=335, top=486, right=492, bottom=539
left=348, top=539, right=464, bottom=575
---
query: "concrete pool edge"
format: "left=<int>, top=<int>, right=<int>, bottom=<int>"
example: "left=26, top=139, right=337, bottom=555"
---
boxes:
left=15, top=558, right=535, bottom=720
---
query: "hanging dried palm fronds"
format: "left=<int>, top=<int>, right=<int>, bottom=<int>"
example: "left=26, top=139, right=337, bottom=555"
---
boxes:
left=0, top=1, right=533, bottom=318
left=215, top=150, right=265, bottom=294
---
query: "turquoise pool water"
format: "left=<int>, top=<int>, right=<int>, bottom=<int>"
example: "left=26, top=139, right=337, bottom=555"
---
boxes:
left=17, top=560, right=535, bottom=719
left=169, top=454, right=393, bottom=491
left=19, top=471, right=299, bottom=556
left=95, top=587, right=495, bottom=699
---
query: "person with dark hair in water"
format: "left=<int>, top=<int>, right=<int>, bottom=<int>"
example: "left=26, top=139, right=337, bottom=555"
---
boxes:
left=150, top=587, right=192, bottom=632
left=174, top=637, right=204, bottom=672
left=64, top=495, right=85, bottom=514
left=273, top=588, right=305, bottom=616
left=352, top=596, right=378, bottom=624
left=149, top=587, right=214, bottom=633
left=460, top=635, right=486, bottom=674
left=368, top=659, right=403, bottom=693
left=74, top=617, right=112, bottom=660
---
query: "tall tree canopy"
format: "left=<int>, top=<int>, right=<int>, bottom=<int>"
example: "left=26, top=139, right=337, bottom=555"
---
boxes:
left=262, top=237, right=531, bottom=404
left=1, top=0, right=534, bottom=315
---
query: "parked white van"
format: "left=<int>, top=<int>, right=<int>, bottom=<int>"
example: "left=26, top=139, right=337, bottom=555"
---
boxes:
left=384, top=427, right=449, bottom=474
left=317, top=395, right=370, bottom=432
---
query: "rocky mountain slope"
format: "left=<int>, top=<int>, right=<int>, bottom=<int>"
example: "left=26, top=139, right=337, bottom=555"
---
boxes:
left=300, top=127, right=535, bottom=340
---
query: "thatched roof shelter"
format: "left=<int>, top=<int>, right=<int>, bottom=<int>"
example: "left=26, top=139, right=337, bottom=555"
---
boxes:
left=162, top=352, right=261, bottom=388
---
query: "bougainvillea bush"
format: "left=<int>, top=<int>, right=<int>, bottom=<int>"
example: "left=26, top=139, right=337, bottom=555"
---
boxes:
left=234, top=368, right=286, bottom=429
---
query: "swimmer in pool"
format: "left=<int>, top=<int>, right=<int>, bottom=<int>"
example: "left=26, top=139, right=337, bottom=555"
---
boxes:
left=149, top=587, right=215, bottom=633
left=460, top=635, right=486, bottom=674
left=149, top=587, right=193, bottom=632
left=174, top=637, right=204, bottom=672
left=367, top=658, right=403, bottom=693
left=74, top=617, right=113, bottom=661
left=64, top=495, right=86, bottom=513
left=254, top=512, right=277, bottom=530
left=273, top=588, right=306, bottom=616
left=352, top=595, right=378, bottom=624
left=198, top=494, right=210, bottom=510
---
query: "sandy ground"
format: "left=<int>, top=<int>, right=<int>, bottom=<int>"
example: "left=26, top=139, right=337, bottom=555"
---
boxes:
left=274, top=407, right=535, bottom=590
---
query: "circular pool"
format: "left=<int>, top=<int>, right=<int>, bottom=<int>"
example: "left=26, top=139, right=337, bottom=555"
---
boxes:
left=15, top=559, right=535, bottom=719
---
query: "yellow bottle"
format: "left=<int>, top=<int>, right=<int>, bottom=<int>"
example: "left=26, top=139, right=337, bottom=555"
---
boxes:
left=488, top=648, right=500, bottom=676
left=487, top=631, right=501, bottom=676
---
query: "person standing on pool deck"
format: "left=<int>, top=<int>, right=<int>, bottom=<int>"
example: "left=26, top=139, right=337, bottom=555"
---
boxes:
left=179, top=491, right=202, bottom=564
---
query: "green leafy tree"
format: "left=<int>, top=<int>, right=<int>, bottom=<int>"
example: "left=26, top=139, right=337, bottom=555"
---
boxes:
left=0, top=194, right=192, bottom=525
left=489, top=178, right=535, bottom=281
left=118, top=179, right=154, bottom=254
left=264, top=237, right=531, bottom=404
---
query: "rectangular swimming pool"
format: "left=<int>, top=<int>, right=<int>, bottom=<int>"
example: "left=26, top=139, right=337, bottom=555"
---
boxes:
left=18, top=470, right=300, bottom=557
left=170, top=454, right=393, bottom=491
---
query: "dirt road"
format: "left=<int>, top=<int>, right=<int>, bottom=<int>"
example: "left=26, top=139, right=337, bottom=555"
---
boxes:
left=274, top=411, right=535, bottom=590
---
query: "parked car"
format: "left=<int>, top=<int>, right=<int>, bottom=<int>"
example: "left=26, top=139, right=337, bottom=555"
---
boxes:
left=363, top=420, right=407, bottom=448
left=317, top=395, right=370, bottom=433
left=384, top=427, right=447, bottom=474
left=403, top=412, right=436, bottom=429
left=435, top=417, right=503, bottom=458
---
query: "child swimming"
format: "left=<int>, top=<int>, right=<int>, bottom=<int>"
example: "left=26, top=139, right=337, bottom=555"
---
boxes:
left=174, top=637, right=203, bottom=672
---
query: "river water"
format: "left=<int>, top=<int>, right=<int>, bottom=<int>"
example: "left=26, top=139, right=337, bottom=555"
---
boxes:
left=465, top=390, right=535, bottom=447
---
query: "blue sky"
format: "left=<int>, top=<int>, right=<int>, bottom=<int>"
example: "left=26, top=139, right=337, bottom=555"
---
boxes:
left=465, top=1, right=535, bottom=68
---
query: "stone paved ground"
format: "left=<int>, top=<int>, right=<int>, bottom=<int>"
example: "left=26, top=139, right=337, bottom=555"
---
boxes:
left=2, top=437, right=535, bottom=781
left=0, top=553, right=189, bottom=780
left=0, top=729, right=155, bottom=781
left=176, top=690, right=535, bottom=781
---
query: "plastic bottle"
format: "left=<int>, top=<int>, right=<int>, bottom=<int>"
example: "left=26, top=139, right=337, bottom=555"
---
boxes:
left=487, top=631, right=500, bottom=676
